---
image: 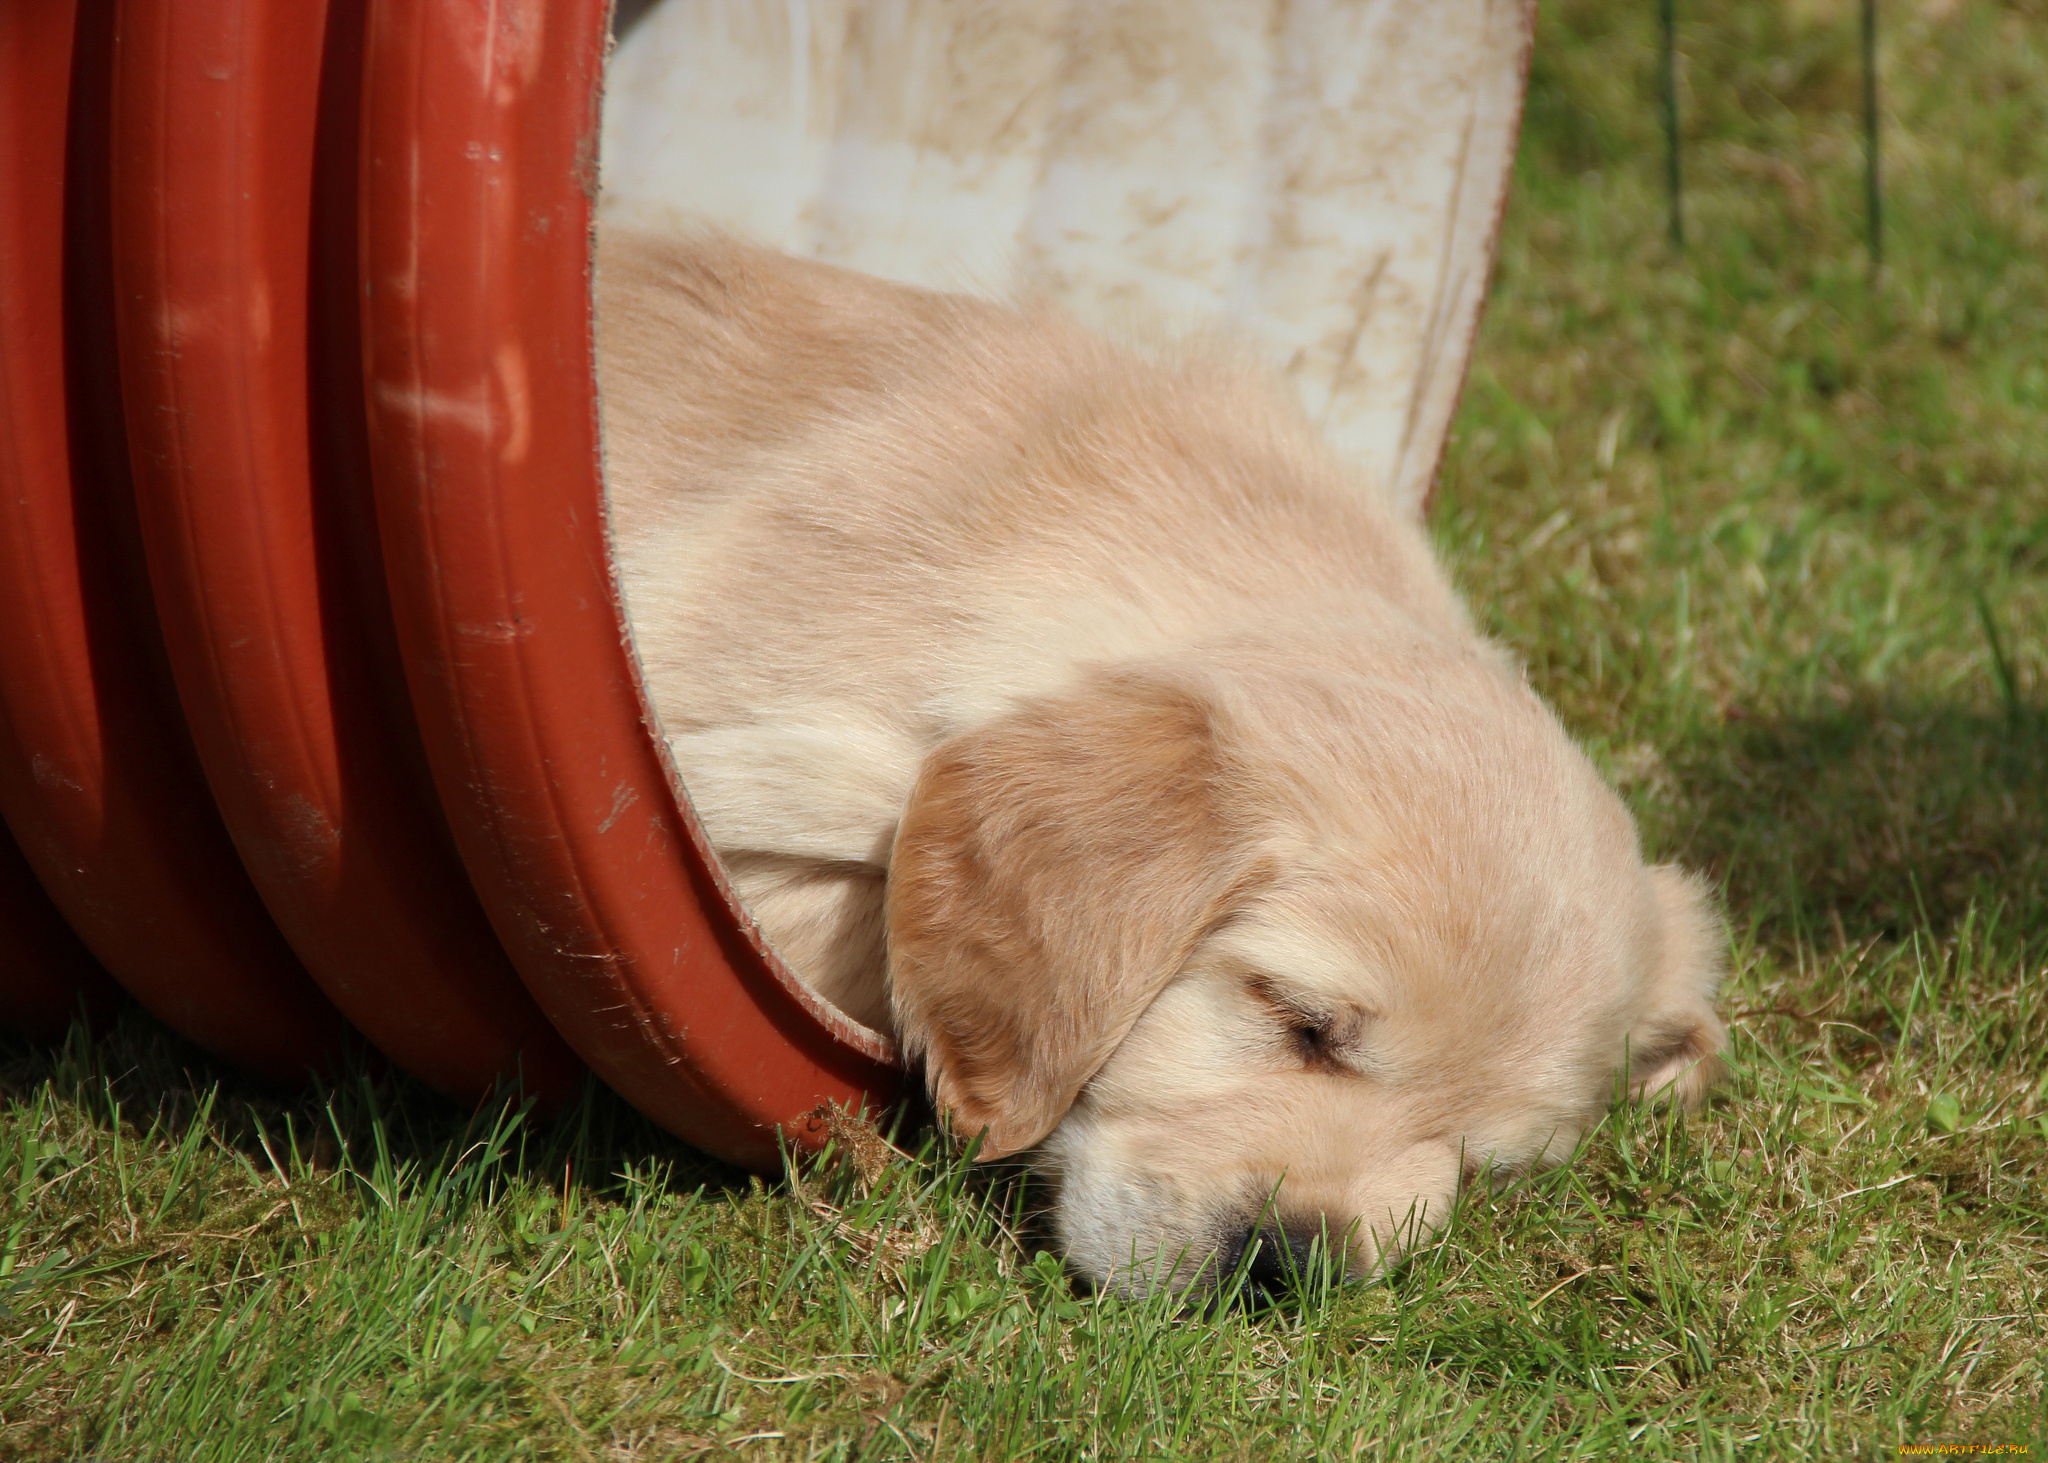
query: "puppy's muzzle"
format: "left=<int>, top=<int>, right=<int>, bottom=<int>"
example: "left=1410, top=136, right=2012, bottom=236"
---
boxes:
left=1216, top=1219, right=1332, bottom=1301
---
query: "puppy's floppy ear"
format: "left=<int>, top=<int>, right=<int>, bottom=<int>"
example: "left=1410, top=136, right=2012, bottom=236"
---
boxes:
left=1627, top=864, right=1729, bottom=1106
left=887, top=671, right=1249, bottom=1159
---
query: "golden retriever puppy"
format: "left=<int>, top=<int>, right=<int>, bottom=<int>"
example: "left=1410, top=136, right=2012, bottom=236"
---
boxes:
left=597, top=228, right=1725, bottom=1293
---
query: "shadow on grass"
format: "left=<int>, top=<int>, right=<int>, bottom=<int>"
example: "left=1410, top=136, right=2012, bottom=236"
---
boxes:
left=1658, top=697, right=2048, bottom=952
left=0, top=1011, right=758, bottom=1207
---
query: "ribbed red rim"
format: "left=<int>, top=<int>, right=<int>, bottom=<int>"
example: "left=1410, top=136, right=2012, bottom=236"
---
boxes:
left=0, top=2, right=114, bottom=1043
left=0, top=0, right=346, bottom=1081
left=106, top=0, right=583, bottom=1106
left=359, top=0, right=900, bottom=1171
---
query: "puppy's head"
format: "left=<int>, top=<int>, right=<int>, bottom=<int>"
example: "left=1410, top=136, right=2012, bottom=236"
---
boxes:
left=887, top=652, right=1724, bottom=1294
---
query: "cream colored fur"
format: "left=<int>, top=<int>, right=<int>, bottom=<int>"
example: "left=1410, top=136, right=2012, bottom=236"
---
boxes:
left=597, top=228, right=1725, bottom=1292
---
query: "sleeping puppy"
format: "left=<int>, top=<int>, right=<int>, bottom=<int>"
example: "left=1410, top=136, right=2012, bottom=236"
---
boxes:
left=597, top=228, right=1726, bottom=1293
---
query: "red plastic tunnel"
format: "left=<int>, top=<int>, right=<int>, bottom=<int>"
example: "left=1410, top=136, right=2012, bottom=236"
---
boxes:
left=0, top=0, right=900, bottom=1172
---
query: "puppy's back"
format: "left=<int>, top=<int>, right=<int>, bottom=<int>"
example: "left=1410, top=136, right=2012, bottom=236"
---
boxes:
left=597, top=230, right=1019, bottom=551
left=597, top=229, right=1470, bottom=707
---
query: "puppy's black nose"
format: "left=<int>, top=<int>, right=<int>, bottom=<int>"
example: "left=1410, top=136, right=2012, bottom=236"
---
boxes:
left=1219, top=1222, right=1322, bottom=1297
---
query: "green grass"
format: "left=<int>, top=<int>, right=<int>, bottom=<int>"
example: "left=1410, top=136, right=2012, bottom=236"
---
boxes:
left=5, top=2, right=2047, bottom=1457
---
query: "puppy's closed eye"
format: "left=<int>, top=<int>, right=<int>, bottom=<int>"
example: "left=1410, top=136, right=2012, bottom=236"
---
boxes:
left=1289, top=1013, right=1339, bottom=1068
left=1247, top=977, right=1370, bottom=1073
